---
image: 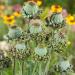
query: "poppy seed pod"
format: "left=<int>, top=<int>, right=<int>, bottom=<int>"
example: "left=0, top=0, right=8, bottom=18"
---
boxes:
left=21, top=1, right=39, bottom=19
left=59, top=60, right=72, bottom=72
left=46, top=13, right=66, bottom=29
left=7, top=27, right=22, bottom=39
left=35, top=47, right=47, bottom=57
left=29, top=19, right=43, bottom=34
left=15, top=43, right=26, bottom=52
left=15, top=43, right=31, bottom=59
left=33, top=45, right=49, bottom=61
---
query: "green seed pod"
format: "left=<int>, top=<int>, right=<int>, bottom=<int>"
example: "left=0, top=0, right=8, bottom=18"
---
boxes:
left=59, top=60, right=72, bottom=72
left=32, top=45, right=49, bottom=61
left=22, top=1, right=39, bottom=19
left=16, top=43, right=26, bottom=51
left=7, top=27, right=22, bottom=39
left=35, top=47, right=47, bottom=57
left=15, top=43, right=31, bottom=59
left=46, top=13, right=66, bottom=29
left=29, top=19, right=43, bottom=34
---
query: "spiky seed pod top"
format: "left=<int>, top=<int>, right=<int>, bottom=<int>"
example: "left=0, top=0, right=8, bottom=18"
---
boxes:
left=46, top=13, right=66, bottom=29
left=6, top=27, right=22, bottom=39
left=22, top=1, right=39, bottom=19
left=59, top=60, right=71, bottom=72
left=29, top=19, right=43, bottom=34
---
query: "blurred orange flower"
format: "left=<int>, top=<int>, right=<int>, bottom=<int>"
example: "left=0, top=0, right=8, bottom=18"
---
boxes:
left=0, top=5, right=5, bottom=10
left=65, top=15, right=75, bottom=25
left=51, top=5, right=62, bottom=13
left=13, top=11, right=21, bottom=17
left=31, top=0, right=42, bottom=6
left=2, top=14, right=15, bottom=26
left=36, top=0, right=42, bottom=6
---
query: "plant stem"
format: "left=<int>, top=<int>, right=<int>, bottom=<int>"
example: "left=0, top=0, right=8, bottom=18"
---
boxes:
left=39, top=62, right=42, bottom=75
left=32, top=62, right=37, bottom=75
left=13, top=50, right=16, bottom=75
left=13, top=56, right=16, bottom=75
left=22, top=60, right=24, bottom=75
left=0, top=69, right=2, bottom=75
left=44, top=56, right=51, bottom=75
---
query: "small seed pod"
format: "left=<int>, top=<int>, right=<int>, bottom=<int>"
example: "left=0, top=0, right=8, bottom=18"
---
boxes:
left=5, top=27, right=22, bottom=40
left=32, top=45, right=49, bottom=61
left=21, top=1, right=39, bottom=19
left=58, top=60, right=72, bottom=72
left=29, top=19, right=43, bottom=34
left=45, top=13, right=66, bottom=29
left=15, top=43, right=31, bottom=59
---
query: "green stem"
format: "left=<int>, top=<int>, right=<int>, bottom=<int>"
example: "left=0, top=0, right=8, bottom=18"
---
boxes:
left=32, top=62, right=37, bottom=75
left=44, top=56, right=51, bottom=75
left=22, top=60, right=24, bottom=75
left=13, top=50, right=16, bottom=75
left=0, top=69, right=2, bottom=75
left=13, top=56, right=16, bottom=75
left=39, top=62, right=42, bottom=75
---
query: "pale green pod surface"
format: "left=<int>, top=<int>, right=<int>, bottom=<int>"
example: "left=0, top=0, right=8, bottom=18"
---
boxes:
left=7, top=27, right=22, bottom=39
left=50, top=13, right=64, bottom=24
left=29, top=19, right=43, bottom=34
left=34, top=47, right=47, bottom=57
left=46, top=13, right=66, bottom=28
left=15, top=43, right=26, bottom=50
left=22, top=1, right=39, bottom=18
left=59, top=60, right=71, bottom=72
left=29, top=25, right=42, bottom=34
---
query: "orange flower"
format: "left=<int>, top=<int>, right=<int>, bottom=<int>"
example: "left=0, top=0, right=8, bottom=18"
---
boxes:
left=37, top=0, right=42, bottom=6
left=2, top=14, right=15, bottom=26
left=0, top=12, right=4, bottom=18
left=51, top=5, right=62, bottom=13
left=0, top=5, right=5, bottom=10
left=65, top=15, right=75, bottom=25
left=13, top=11, right=21, bottom=17
left=31, top=0, right=42, bottom=6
